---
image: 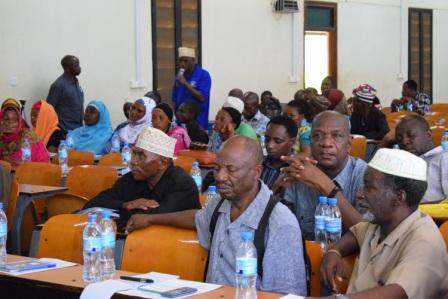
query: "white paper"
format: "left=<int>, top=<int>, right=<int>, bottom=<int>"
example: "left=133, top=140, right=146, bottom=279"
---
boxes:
left=0, top=258, right=77, bottom=276
left=117, top=272, right=180, bottom=288
left=280, top=295, right=306, bottom=299
left=80, top=280, right=133, bottom=299
left=119, top=278, right=222, bottom=299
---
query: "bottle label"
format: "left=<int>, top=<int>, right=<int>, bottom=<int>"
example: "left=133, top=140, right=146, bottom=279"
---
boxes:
left=314, top=215, right=326, bottom=230
left=0, top=223, right=6, bottom=237
left=59, top=149, right=68, bottom=159
left=193, top=175, right=202, bottom=187
left=112, top=140, right=120, bottom=151
left=83, top=237, right=102, bottom=252
left=122, top=152, right=131, bottom=163
left=325, top=217, right=342, bottom=233
left=101, top=232, right=116, bottom=248
left=236, top=257, right=257, bottom=276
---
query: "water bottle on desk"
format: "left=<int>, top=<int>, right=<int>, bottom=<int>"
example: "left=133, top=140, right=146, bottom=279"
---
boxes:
left=21, top=137, right=31, bottom=162
left=190, top=162, right=202, bottom=193
left=205, top=185, right=219, bottom=207
left=82, top=214, right=102, bottom=283
left=58, top=140, right=69, bottom=175
left=325, top=197, right=342, bottom=247
left=121, top=142, right=131, bottom=168
left=66, top=130, right=74, bottom=149
left=260, top=136, right=267, bottom=156
left=111, top=133, right=121, bottom=153
left=315, top=196, right=329, bottom=251
left=99, top=210, right=116, bottom=280
left=0, top=203, right=7, bottom=265
left=235, top=231, right=257, bottom=299
left=441, top=130, right=448, bottom=151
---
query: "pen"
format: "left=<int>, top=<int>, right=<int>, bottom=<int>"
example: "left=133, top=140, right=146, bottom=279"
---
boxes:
left=120, top=276, right=154, bottom=283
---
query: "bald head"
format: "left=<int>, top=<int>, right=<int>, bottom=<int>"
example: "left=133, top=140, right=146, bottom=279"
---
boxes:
left=228, top=88, right=244, bottom=100
left=220, top=135, right=263, bottom=166
left=313, top=111, right=350, bottom=135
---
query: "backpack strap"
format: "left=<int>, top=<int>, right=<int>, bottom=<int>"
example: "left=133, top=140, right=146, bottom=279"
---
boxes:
left=203, top=198, right=225, bottom=281
left=253, top=195, right=279, bottom=278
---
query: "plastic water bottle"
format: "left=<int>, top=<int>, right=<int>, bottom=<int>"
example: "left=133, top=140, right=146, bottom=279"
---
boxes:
left=58, top=140, right=69, bottom=174
left=260, top=136, right=267, bottom=156
left=190, top=162, right=202, bottom=193
left=441, top=130, right=448, bottom=151
left=325, top=198, right=342, bottom=247
left=393, top=144, right=400, bottom=149
left=235, top=231, right=257, bottom=299
left=0, top=202, right=7, bottom=265
left=111, top=133, right=121, bottom=153
left=205, top=185, right=219, bottom=207
left=66, top=130, right=74, bottom=149
left=315, top=196, right=329, bottom=251
left=121, top=142, right=132, bottom=168
left=82, top=214, right=102, bottom=283
left=99, top=210, right=116, bottom=280
left=407, top=100, right=413, bottom=112
left=21, top=137, right=31, bottom=162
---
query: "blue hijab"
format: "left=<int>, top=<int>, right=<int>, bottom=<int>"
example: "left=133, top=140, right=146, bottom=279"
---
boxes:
left=71, top=100, right=113, bottom=154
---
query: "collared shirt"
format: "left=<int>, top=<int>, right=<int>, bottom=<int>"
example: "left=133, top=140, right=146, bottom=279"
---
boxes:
left=195, top=181, right=307, bottom=295
left=242, top=110, right=270, bottom=137
left=261, top=157, right=288, bottom=189
left=420, top=146, right=448, bottom=202
left=208, top=124, right=257, bottom=153
left=348, top=211, right=448, bottom=299
left=84, top=163, right=201, bottom=228
left=284, top=156, right=367, bottom=240
left=172, top=65, right=212, bottom=129
left=47, top=73, right=84, bottom=131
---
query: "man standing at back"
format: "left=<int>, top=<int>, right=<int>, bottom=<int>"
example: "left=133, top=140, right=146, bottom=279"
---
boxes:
left=172, top=47, right=211, bottom=129
left=47, top=55, right=84, bottom=132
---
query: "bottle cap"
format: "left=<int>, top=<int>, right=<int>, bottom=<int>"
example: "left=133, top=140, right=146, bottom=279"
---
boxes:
left=87, top=214, right=97, bottom=222
left=208, top=186, right=216, bottom=192
left=100, top=210, right=111, bottom=219
left=328, top=198, right=337, bottom=205
left=241, top=231, right=253, bottom=241
left=192, top=162, right=199, bottom=167
left=318, top=196, right=327, bottom=204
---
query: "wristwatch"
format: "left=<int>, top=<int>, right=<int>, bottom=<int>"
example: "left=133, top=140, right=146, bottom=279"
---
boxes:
left=335, top=294, right=349, bottom=299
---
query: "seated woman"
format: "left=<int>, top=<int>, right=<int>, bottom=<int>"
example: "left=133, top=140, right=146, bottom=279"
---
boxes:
left=71, top=100, right=113, bottom=154
left=30, top=99, right=65, bottom=152
left=283, top=100, right=312, bottom=156
left=152, top=103, right=190, bottom=155
left=115, top=97, right=155, bottom=147
left=0, top=98, right=49, bottom=165
left=176, top=101, right=209, bottom=144
left=350, top=84, right=389, bottom=140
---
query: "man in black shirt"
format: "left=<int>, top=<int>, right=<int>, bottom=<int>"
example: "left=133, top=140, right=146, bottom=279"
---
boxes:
left=84, top=127, right=200, bottom=228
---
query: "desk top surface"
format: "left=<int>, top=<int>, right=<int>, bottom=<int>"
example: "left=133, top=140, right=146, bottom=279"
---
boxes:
left=19, top=184, right=68, bottom=195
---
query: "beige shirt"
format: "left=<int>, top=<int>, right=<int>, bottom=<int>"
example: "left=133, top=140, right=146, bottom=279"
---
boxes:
left=347, top=211, right=448, bottom=299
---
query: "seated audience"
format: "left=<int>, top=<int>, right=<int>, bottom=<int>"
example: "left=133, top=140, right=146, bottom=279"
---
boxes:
left=228, top=88, right=244, bottom=100
left=283, top=100, right=312, bottom=155
left=208, top=97, right=256, bottom=152
left=261, top=116, right=297, bottom=191
left=176, top=101, right=209, bottom=144
left=0, top=98, right=49, bottom=165
left=144, top=90, right=162, bottom=105
left=115, top=97, right=155, bottom=147
left=391, top=79, right=431, bottom=115
left=85, top=127, right=200, bottom=229
left=30, top=99, right=65, bottom=152
left=316, top=148, right=448, bottom=299
left=304, top=87, right=318, bottom=101
left=122, top=100, right=133, bottom=120
left=320, top=76, right=335, bottom=94
left=396, top=115, right=448, bottom=202
left=152, top=103, right=190, bottom=155
left=242, top=92, right=270, bottom=137
left=126, top=136, right=308, bottom=296
left=308, top=95, right=330, bottom=119
left=71, top=100, right=113, bottom=154
left=350, top=84, right=389, bottom=140
left=282, top=111, right=366, bottom=240
left=324, top=89, right=350, bottom=115
left=259, top=90, right=281, bottom=118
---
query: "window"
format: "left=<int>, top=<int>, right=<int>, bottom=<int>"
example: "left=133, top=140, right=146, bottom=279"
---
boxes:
left=151, top=0, right=201, bottom=102
left=304, top=1, right=337, bottom=91
left=408, top=8, right=432, bottom=99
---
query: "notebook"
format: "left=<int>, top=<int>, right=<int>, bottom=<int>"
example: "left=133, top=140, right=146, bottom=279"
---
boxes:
left=0, top=260, right=57, bottom=273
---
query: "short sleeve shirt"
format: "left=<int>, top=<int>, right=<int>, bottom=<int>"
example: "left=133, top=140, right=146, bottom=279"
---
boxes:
left=421, top=146, right=448, bottom=202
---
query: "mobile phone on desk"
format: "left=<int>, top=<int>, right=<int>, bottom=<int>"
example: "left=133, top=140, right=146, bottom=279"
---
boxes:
left=160, top=287, right=198, bottom=298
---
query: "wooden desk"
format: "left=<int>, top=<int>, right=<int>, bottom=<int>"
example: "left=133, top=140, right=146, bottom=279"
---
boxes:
left=0, top=255, right=281, bottom=299
left=11, top=184, right=68, bottom=254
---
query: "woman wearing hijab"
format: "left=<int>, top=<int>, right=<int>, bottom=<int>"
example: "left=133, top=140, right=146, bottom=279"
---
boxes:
left=0, top=98, right=49, bottom=165
left=30, top=99, right=65, bottom=152
left=115, top=97, right=155, bottom=147
left=152, top=103, right=190, bottom=155
left=71, top=100, right=113, bottom=154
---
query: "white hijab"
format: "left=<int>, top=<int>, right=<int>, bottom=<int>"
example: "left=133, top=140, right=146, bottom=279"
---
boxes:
left=118, top=97, right=156, bottom=145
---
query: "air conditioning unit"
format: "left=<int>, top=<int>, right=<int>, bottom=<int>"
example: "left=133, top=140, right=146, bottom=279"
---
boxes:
left=274, top=0, right=299, bottom=13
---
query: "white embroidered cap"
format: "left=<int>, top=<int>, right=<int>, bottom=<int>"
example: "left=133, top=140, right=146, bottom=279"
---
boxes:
left=178, top=47, right=195, bottom=58
left=135, top=127, right=176, bottom=158
left=223, top=96, right=244, bottom=113
left=368, top=148, right=427, bottom=181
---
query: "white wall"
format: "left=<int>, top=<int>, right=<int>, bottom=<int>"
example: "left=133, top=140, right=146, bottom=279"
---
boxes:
left=0, top=0, right=152, bottom=127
